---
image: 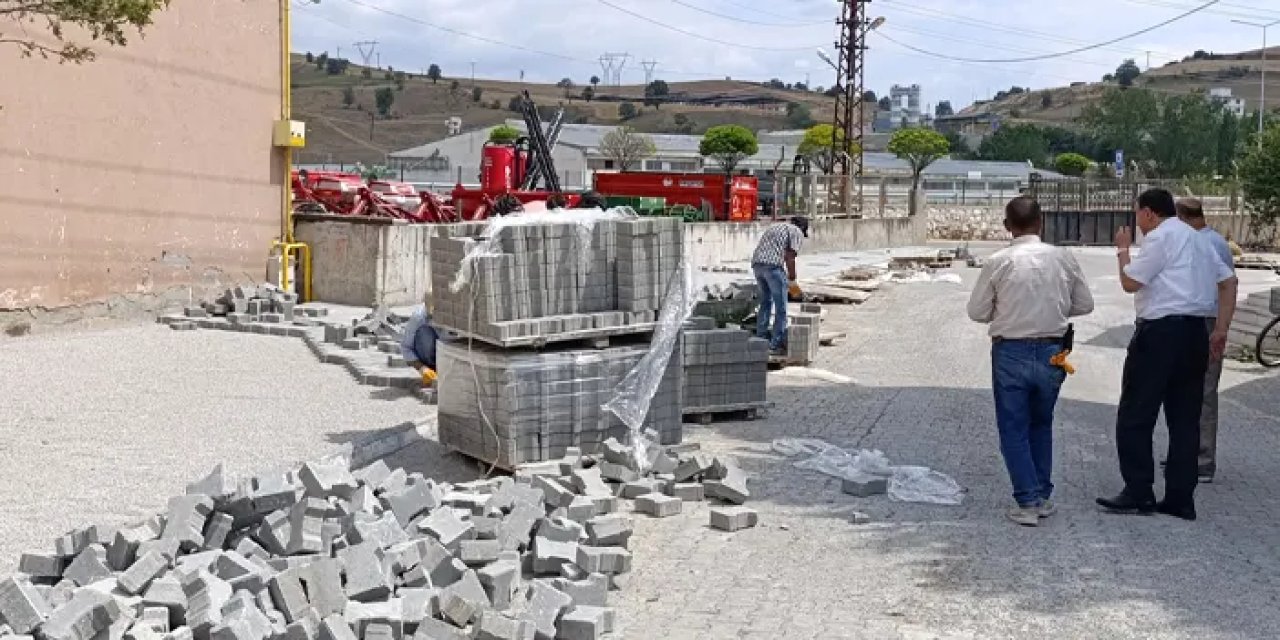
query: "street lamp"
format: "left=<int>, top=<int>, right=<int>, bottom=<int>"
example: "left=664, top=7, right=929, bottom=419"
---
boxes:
left=1232, top=18, right=1280, bottom=146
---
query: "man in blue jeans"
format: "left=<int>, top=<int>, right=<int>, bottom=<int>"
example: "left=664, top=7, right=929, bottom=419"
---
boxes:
left=967, top=197, right=1094, bottom=526
left=400, top=300, right=439, bottom=383
left=751, top=216, right=809, bottom=355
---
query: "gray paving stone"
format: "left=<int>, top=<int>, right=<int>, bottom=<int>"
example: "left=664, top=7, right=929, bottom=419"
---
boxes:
left=0, top=577, right=51, bottom=634
left=708, top=506, right=759, bottom=532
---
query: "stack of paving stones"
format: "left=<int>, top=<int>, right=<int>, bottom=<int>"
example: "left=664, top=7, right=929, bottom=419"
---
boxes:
left=785, top=309, right=821, bottom=367
left=0, top=445, right=754, bottom=640
left=300, top=325, right=424, bottom=397
left=428, top=218, right=684, bottom=346
left=435, top=341, right=683, bottom=469
left=679, top=318, right=769, bottom=414
left=158, top=284, right=328, bottom=337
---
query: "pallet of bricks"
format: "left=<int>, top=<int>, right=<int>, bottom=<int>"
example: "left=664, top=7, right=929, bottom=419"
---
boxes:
left=681, top=317, right=770, bottom=423
left=430, top=214, right=686, bottom=469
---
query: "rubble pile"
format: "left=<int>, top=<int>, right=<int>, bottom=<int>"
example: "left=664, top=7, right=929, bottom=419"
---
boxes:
left=0, top=444, right=754, bottom=640
left=162, top=285, right=325, bottom=337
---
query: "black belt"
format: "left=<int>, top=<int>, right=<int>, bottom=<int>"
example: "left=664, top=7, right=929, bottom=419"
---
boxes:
left=1136, top=315, right=1210, bottom=325
left=991, top=336, right=1061, bottom=344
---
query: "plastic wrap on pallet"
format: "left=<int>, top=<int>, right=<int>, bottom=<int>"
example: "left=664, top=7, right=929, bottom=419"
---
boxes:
left=436, top=338, right=684, bottom=468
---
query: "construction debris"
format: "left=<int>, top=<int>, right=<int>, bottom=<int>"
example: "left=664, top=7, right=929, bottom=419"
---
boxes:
left=2, top=443, right=753, bottom=640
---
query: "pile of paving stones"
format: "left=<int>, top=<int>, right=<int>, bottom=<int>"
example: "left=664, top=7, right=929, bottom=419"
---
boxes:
left=164, top=285, right=327, bottom=335
left=0, top=442, right=754, bottom=640
left=680, top=318, right=769, bottom=414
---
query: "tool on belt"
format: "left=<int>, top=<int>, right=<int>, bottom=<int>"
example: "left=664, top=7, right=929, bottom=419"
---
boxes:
left=1050, top=324, right=1076, bottom=375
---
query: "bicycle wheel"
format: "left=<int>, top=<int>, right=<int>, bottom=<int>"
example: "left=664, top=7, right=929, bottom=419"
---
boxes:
left=1256, top=315, right=1280, bottom=368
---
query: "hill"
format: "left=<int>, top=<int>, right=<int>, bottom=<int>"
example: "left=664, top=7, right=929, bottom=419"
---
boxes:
left=290, top=54, right=837, bottom=165
left=956, top=46, right=1279, bottom=127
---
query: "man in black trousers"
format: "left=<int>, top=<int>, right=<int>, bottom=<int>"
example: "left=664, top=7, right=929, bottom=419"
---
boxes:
left=1097, top=188, right=1237, bottom=521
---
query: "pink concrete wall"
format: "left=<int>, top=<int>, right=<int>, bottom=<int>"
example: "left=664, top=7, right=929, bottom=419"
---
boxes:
left=0, top=0, right=284, bottom=311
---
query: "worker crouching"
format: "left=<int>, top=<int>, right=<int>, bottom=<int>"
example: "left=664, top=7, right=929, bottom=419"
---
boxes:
left=401, top=295, right=440, bottom=386
left=967, top=197, right=1094, bottom=527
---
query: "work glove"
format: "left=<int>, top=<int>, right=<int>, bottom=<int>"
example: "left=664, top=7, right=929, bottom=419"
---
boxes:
left=421, top=368, right=438, bottom=386
left=787, top=281, right=803, bottom=300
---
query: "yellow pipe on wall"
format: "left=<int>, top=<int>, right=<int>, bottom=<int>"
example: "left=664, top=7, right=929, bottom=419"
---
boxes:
left=281, top=0, right=293, bottom=244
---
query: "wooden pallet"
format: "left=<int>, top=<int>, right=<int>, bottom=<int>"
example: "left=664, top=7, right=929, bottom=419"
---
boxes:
left=682, top=401, right=774, bottom=425
left=439, top=324, right=656, bottom=350
left=1234, top=260, right=1279, bottom=271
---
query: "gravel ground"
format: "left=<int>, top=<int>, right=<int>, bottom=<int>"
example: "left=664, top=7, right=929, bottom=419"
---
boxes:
left=0, top=324, right=456, bottom=574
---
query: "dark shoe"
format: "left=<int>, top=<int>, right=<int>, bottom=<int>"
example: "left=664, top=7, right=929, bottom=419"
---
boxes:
left=1156, top=500, right=1197, bottom=521
left=1198, top=465, right=1216, bottom=483
left=1159, top=458, right=1167, bottom=468
left=1096, top=493, right=1156, bottom=514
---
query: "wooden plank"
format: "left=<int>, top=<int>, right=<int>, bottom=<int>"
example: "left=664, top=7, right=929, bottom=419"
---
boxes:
left=795, top=283, right=872, bottom=304
left=819, top=331, right=846, bottom=346
left=816, top=280, right=881, bottom=293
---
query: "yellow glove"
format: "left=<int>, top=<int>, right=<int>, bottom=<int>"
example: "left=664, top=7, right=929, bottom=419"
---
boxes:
left=421, top=367, right=438, bottom=385
left=787, top=281, right=803, bottom=298
left=1050, top=351, right=1076, bottom=375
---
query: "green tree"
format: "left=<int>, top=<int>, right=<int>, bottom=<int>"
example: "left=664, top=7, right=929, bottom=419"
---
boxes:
left=644, top=80, right=670, bottom=109
left=471, top=86, right=483, bottom=103
left=393, top=71, right=406, bottom=91
left=1239, top=123, right=1280, bottom=245
left=581, top=86, right=595, bottom=102
left=1082, top=87, right=1160, bottom=166
left=699, top=125, right=759, bottom=175
left=316, top=52, right=328, bottom=70
left=978, top=123, right=1051, bottom=166
left=862, top=90, right=877, bottom=103
left=326, top=57, right=349, bottom=76
left=556, top=78, right=575, bottom=89
left=785, top=102, right=815, bottom=128
left=426, top=64, right=442, bottom=84
left=489, top=124, right=520, bottom=144
left=1054, top=152, right=1091, bottom=176
left=600, top=126, right=656, bottom=171
left=1114, top=58, right=1142, bottom=87
left=943, top=131, right=973, bottom=159
left=934, top=101, right=954, bottom=117
left=672, top=112, right=694, bottom=135
left=375, top=87, right=394, bottom=117
left=888, top=127, right=949, bottom=214
left=1146, top=93, right=1221, bottom=178
left=1, top=0, right=169, bottom=62
left=877, top=96, right=892, bottom=111
left=342, top=86, right=355, bottom=108
left=618, top=102, right=639, bottom=120
left=590, top=75, right=600, bottom=87
left=798, top=124, right=856, bottom=173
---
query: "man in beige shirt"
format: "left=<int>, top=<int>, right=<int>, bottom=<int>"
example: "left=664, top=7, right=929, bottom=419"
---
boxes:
left=968, top=196, right=1095, bottom=526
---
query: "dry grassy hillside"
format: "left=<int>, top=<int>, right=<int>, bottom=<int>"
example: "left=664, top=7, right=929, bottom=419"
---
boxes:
left=290, top=55, right=834, bottom=165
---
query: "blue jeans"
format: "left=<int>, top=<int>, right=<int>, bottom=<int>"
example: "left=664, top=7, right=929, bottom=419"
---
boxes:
left=992, top=340, right=1067, bottom=507
left=411, top=321, right=439, bottom=369
left=753, top=263, right=789, bottom=350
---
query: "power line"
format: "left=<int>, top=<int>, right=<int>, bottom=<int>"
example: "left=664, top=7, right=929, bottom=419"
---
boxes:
left=594, top=0, right=824, bottom=52
left=887, top=24, right=1122, bottom=69
left=1121, top=0, right=1280, bottom=21
left=871, top=0, right=1221, bottom=64
left=339, top=0, right=581, bottom=62
left=666, top=0, right=829, bottom=27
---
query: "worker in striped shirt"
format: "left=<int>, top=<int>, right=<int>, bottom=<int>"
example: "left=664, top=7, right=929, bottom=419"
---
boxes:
left=751, top=216, right=809, bottom=355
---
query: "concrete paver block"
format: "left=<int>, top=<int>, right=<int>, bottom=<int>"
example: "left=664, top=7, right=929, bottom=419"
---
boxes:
left=553, top=605, right=610, bottom=640
left=708, top=506, right=759, bottom=532
left=118, top=552, right=169, bottom=596
left=633, top=493, right=682, bottom=518
left=40, top=588, right=122, bottom=640
left=472, top=611, right=530, bottom=640
left=548, top=574, right=608, bottom=608
left=531, top=519, right=581, bottom=576
left=0, top=577, right=51, bottom=634
left=63, top=547, right=113, bottom=587
left=524, top=581, right=571, bottom=640
left=584, top=515, right=633, bottom=548
left=476, top=561, right=519, bottom=611
left=337, top=542, right=390, bottom=603
left=841, top=475, right=889, bottom=497
left=574, top=546, right=632, bottom=575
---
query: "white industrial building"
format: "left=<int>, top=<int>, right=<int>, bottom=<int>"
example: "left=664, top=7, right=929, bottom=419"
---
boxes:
left=1208, top=87, right=1247, bottom=117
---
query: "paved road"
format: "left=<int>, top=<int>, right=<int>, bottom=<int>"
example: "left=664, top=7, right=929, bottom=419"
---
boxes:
left=620, top=247, right=1280, bottom=639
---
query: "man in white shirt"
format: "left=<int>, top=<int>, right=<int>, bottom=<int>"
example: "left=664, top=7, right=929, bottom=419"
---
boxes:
left=968, top=196, right=1095, bottom=526
left=1174, top=198, right=1236, bottom=482
left=1097, top=189, right=1237, bottom=521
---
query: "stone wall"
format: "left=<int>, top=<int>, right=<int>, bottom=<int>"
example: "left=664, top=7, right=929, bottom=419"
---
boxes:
left=926, top=206, right=1010, bottom=241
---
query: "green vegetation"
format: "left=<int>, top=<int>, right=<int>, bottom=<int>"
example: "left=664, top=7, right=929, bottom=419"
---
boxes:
left=1, top=0, right=169, bottom=62
left=699, top=125, right=759, bottom=175
left=618, top=102, right=639, bottom=120
left=426, top=64, right=442, bottom=84
left=644, top=80, right=670, bottom=109
left=375, top=87, right=394, bottom=117
left=888, top=128, right=949, bottom=214
left=1240, top=123, right=1280, bottom=244
left=798, top=124, right=856, bottom=173
left=1054, top=153, right=1091, bottom=176
left=1082, top=87, right=1242, bottom=178
left=488, top=125, right=519, bottom=144
left=600, top=126, right=656, bottom=171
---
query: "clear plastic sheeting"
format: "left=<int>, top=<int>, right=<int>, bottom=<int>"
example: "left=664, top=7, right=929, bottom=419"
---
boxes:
left=772, top=437, right=965, bottom=505
left=603, top=260, right=699, bottom=472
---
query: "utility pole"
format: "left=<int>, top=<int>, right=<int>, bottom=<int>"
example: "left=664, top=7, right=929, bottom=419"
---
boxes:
left=642, top=60, right=658, bottom=85
left=470, top=60, right=477, bottom=86
left=1145, top=50, right=1151, bottom=70
left=352, top=41, right=379, bottom=67
left=600, top=52, right=630, bottom=86
left=1232, top=18, right=1279, bottom=147
left=376, top=52, right=381, bottom=69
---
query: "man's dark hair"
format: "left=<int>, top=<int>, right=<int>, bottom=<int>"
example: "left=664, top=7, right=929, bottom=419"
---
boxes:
left=1176, top=197, right=1205, bottom=219
left=790, top=215, right=810, bottom=238
left=1137, top=188, right=1177, bottom=218
left=576, top=191, right=607, bottom=209
left=1004, top=196, right=1042, bottom=232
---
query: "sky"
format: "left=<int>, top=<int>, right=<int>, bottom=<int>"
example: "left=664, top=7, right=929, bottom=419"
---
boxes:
left=291, top=0, right=1280, bottom=111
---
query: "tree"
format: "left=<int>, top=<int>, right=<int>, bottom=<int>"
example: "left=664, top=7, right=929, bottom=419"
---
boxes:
left=824, top=86, right=841, bottom=97
left=862, top=90, right=877, bottom=103
left=316, top=52, right=328, bottom=70
left=618, top=102, right=639, bottom=120
left=978, top=123, right=1051, bottom=166
left=1115, top=58, right=1141, bottom=87
left=943, top=131, right=973, bottom=159
left=581, top=86, right=595, bottom=102
left=556, top=78, right=575, bottom=89
left=361, top=68, right=372, bottom=79
left=489, top=124, right=519, bottom=144
left=326, top=57, right=349, bottom=76
left=450, top=79, right=460, bottom=93
left=798, top=124, right=856, bottom=173
left=878, top=96, right=892, bottom=111
left=393, top=71, right=406, bottom=91
left=672, top=112, right=694, bottom=135
left=644, top=80, right=670, bottom=109
left=590, top=75, right=600, bottom=87
left=426, top=64, right=442, bottom=84
left=1216, top=110, right=1241, bottom=176
left=1082, top=87, right=1160, bottom=165
left=934, top=101, right=954, bottom=117
left=305, top=52, right=314, bottom=63
left=599, top=126, right=656, bottom=171
left=1, top=0, right=168, bottom=63
left=1054, top=153, right=1091, bottom=176
left=1240, top=123, right=1280, bottom=245
left=342, top=86, right=355, bottom=108
left=375, top=87, right=394, bottom=117
left=699, top=125, right=758, bottom=175
left=888, top=127, right=949, bottom=214
left=1146, top=92, right=1221, bottom=178
left=1041, top=91, right=1053, bottom=108
left=785, top=102, right=815, bottom=128
left=471, top=86, right=483, bottom=103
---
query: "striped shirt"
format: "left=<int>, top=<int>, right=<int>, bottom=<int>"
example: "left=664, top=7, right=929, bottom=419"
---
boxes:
left=752, top=223, right=804, bottom=267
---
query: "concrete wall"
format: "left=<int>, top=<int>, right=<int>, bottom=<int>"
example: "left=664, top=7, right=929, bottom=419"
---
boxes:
left=297, top=215, right=928, bottom=307
left=0, top=0, right=283, bottom=321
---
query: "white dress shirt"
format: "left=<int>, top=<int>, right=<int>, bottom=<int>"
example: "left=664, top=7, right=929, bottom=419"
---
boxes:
left=967, top=235, right=1095, bottom=339
left=1125, top=218, right=1234, bottom=320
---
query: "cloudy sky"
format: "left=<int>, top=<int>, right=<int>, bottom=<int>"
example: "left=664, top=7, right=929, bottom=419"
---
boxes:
left=292, top=0, right=1280, bottom=110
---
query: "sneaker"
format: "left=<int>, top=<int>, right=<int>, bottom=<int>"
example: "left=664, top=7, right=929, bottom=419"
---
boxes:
left=1006, top=506, right=1040, bottom=527
left=1198, top=471, right=1215, bottom=484
left=1037, top=500, right=1057, bottom=518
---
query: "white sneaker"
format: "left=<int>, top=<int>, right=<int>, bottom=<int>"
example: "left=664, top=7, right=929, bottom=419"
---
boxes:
left=1038, top=500, right=1058, bottom=518
left=1006, top=506, right=1040, bottom=527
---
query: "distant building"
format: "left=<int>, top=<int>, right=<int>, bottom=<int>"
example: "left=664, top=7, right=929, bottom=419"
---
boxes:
left=1208, top=87, right=1246, bottom=117
left=889, top=84, right=923, bottom=128
left=933, top=112, right=1001, bottom=136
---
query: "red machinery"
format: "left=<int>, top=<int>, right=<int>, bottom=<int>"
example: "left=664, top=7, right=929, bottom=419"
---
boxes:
left=592, top=172, right=759, bottom=221
left=292, top=170, right=457, bottom=223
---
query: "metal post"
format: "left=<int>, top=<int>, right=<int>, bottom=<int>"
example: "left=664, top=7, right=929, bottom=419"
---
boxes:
left=1233, top=19, right=1279, bottom=146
